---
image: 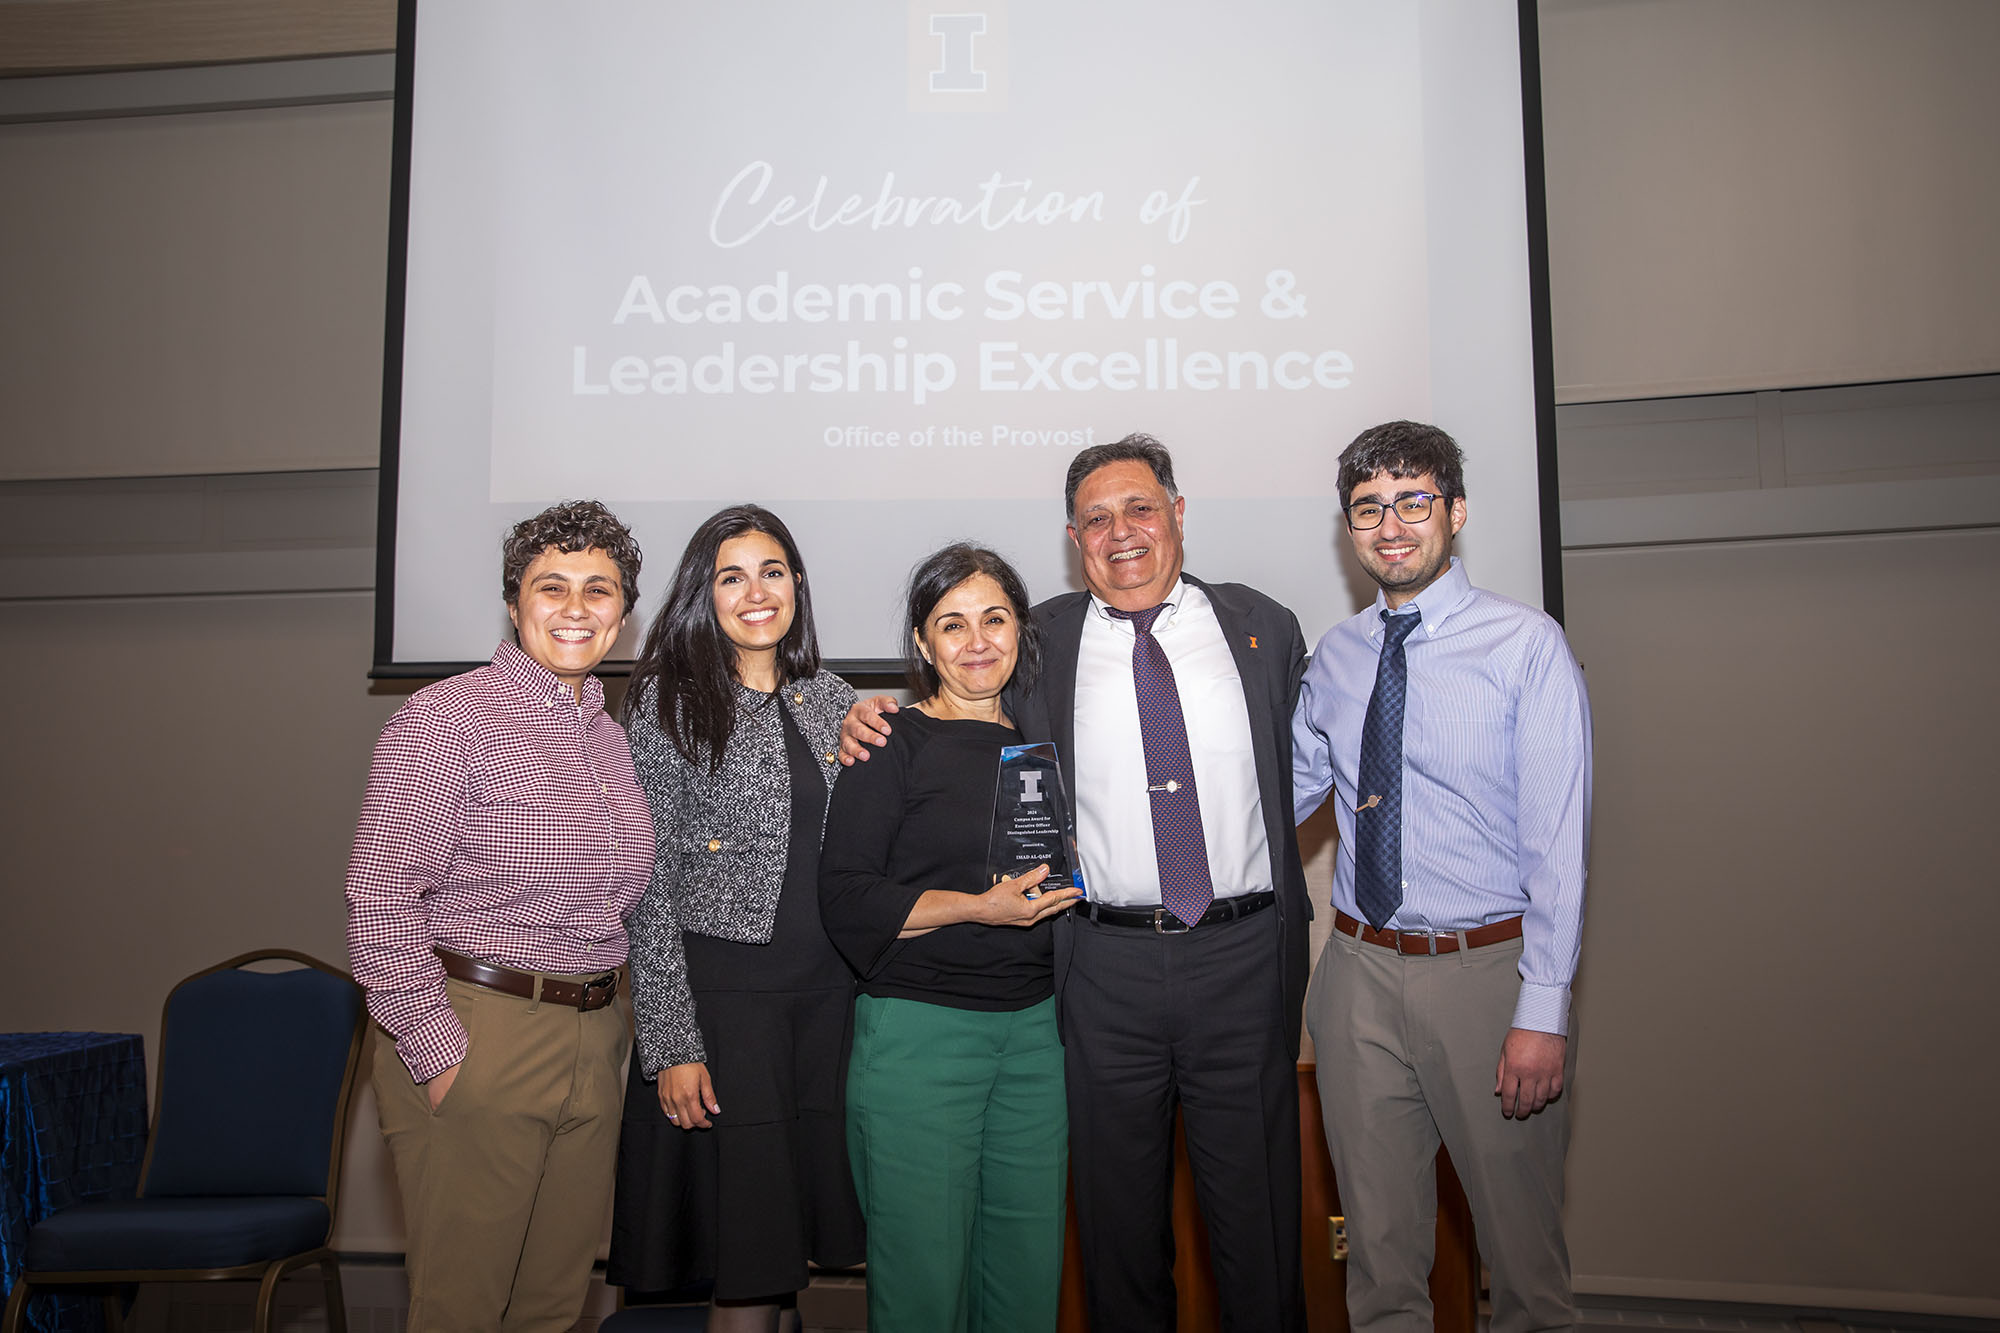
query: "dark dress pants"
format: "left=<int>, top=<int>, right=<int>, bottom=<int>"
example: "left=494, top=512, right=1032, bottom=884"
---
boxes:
left=1062, top=906, right=1306, bottom=1333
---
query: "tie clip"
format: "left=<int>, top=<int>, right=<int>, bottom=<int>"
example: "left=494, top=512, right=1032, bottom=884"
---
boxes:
left=1355, top=794, right=1382, bottom=812
left=1146, top=779, right=1182, bottom=794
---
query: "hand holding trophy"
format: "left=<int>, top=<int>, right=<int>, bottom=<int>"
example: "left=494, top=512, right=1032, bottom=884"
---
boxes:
left=986, top=742, right=1087, bottom=901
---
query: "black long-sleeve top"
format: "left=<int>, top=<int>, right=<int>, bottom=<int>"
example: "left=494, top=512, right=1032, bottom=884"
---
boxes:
left=818, top=708, right=1056, bottom=1011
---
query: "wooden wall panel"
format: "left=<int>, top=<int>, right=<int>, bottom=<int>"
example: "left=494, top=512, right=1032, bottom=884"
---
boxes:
left=0, top=0, right=394, bottom=76
left=1541, top=0, right=2000, bottom=401
left=0, top=101, right=392, bottom=479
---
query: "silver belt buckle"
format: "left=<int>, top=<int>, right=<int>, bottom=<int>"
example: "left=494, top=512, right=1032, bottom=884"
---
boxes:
left=1152, top=907, right=1191, bottom=935
left=1399, top=927, right=1439, bottom=956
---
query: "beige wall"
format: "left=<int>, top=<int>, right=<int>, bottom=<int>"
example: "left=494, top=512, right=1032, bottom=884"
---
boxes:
left=0, top=592, right=406, bottom=1249
left=1560, top=529, right=2000, bottom=1313
left=1541, top=0, right=2000, bottom=400
left=0, top=103, right=391, bottom=480
left=3, top=0, right=1998, bottom=1317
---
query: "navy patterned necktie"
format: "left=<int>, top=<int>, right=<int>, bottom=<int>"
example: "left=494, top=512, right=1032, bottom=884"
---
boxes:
left=1107, top=604, right=1215, bottom=927
left=1355, top=607, right=1422, bottom=929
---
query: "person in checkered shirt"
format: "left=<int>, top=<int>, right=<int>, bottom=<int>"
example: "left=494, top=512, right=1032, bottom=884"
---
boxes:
left=346, top=499, right=654, bottom=1333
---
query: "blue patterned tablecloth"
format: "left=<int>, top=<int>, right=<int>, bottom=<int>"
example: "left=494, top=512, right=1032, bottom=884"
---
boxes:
left=0, top=1033, right=148, bottom=1333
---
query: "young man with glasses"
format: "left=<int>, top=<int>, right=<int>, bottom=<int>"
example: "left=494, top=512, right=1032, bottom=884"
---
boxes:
left=1292, top=420, right=1592, bottom=1333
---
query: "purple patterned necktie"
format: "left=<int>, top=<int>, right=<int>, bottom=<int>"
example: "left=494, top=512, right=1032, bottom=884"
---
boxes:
left=1107, top=603, right=1215, bottom=927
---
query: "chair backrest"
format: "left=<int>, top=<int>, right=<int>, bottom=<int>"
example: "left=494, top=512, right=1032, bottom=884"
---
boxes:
left=141, top=950, right=364, bottom=1201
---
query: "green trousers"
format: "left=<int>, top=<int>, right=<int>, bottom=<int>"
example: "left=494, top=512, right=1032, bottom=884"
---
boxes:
left=846, top=994, right=1067, bottom=1333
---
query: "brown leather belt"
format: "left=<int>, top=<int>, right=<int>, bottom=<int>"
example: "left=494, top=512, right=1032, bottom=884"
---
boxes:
left=1334, top=910, right=1523, bottom=956
left=434, top=948, right=620, bottom=1010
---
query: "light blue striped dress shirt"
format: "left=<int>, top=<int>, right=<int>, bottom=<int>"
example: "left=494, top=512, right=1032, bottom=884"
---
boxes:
left=1291, top=558, right=1592, bottom=1035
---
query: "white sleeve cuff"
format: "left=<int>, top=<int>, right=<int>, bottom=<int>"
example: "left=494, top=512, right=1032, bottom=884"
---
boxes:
left=1510, top=981, right=1570, bottom=1036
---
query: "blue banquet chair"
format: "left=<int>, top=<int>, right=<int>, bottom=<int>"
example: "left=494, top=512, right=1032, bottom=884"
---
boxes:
left=1, top=950, right=365, bottom=1333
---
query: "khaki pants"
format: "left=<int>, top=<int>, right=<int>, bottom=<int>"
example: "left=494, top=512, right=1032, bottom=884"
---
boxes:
left=1307, top=931, right=1578, bottom=1333
left=373, top=976, right=629, bottom=1333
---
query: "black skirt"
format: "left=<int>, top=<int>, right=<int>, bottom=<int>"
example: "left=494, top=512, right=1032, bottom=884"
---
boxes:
left=608, top=704, right=865, bottom=1300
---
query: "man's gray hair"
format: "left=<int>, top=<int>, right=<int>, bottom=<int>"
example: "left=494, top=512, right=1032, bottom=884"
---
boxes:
left=1063, top=433, right=1179, bottom=523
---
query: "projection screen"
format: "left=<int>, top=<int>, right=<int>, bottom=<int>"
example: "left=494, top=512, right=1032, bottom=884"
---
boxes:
left=376, top=0, right=1559, bottom=672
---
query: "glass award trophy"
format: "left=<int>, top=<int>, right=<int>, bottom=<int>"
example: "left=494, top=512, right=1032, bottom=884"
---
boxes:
left=986, top=742, right=1086, bottom=897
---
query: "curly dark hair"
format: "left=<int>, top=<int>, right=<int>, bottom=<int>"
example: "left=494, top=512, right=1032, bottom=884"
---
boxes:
left=902, top=543, right=1041, bottom=700
left=1335, top=420, right=1467, bottom=510
left=501, top=499, right=643, bottom=617
left=1063, top=433, right=1179, bottom=524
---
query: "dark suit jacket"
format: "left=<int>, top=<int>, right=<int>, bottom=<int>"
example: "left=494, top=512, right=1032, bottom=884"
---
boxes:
left=1011, top=574, right=1314, bottom=1057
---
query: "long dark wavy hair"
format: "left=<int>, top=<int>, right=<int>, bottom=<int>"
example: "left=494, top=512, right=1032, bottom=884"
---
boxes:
left=624, top=505, right=822, bottom=771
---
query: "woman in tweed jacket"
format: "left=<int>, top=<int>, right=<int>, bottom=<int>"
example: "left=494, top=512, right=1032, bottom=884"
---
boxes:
left=608, top=505, right=864, bottom=1332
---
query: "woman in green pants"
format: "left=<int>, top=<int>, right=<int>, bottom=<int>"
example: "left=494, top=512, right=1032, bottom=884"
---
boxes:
left=819, top=543, right=1084, bottom=1333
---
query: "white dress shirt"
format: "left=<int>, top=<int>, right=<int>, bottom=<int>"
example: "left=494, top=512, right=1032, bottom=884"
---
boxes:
left=1073, top=578, right=1274, bottom=907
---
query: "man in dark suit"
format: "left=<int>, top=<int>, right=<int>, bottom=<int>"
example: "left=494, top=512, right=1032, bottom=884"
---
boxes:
left=845, top=435, right=1310, bottom=1331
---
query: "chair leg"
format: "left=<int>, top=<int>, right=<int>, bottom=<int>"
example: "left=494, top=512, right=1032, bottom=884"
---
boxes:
left=1, top=1276, right=31, bottom=1333
left=319, top=1255, right=350, bottom=1333
left=254, top=1261, right=287, bottom=1333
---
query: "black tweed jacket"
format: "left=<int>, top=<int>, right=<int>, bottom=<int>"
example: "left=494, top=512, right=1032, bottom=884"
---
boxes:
left=624, top=669, right=855, bottom=1073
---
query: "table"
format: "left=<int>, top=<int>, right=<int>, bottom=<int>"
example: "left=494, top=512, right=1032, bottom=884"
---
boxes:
left=0, top=1034, right=149, bottom=1333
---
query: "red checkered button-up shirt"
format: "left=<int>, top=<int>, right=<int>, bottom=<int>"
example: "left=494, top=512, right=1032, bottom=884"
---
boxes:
left=345, top=640, right=654, bottom=1082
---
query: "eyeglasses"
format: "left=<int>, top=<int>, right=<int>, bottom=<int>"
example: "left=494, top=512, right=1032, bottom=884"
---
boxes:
left=1344, top=492, right=1449, bottom=530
